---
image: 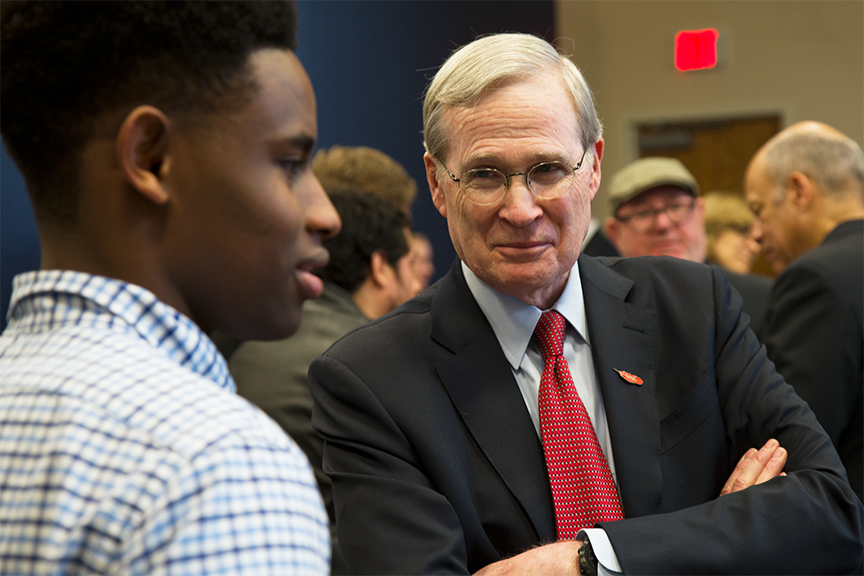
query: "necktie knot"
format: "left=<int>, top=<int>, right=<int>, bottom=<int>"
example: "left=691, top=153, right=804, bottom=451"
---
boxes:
left=534, top=310, right=566, bottom=360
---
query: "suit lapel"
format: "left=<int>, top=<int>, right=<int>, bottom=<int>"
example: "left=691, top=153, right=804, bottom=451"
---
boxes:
left=579, top=256, right=663, bottom=518
left=431, top=262, right=556, bottom=542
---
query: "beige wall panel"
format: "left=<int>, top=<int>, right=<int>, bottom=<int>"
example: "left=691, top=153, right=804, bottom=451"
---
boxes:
left=555, top=0, right=864, bottom=220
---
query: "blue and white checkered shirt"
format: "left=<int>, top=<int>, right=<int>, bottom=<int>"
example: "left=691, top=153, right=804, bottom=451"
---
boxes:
left=0, top=271, right=330, bottom=575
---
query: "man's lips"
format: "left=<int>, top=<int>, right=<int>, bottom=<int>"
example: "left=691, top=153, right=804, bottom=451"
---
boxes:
left=493, top=241, right=552, bottom=258
left=651, top=239, right=684, bottom=250
left=295, top=250, right=329, bottom=300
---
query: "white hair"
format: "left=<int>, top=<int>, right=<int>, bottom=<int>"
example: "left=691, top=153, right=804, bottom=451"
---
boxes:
left=422, top=33, right=602, bottom=165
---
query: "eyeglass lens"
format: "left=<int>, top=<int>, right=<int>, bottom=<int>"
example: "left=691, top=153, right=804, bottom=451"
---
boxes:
left=461, top=162, right=575, bottom=205
left=623, top=199, right=695, bottom=230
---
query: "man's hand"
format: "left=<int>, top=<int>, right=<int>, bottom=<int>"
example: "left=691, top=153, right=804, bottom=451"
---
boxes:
left=720, top=438, right=787, bottom=496
left=473, top=540, right=583, bottom=575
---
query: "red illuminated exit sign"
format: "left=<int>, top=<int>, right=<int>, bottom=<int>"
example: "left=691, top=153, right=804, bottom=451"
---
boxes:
left=675, top=28, right=719, bottom=71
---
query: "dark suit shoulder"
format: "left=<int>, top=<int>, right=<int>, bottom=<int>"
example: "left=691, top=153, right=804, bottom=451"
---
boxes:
left=320, top=280, right=439, bottom=367
left=582, top=254, right=723, bottom=309
left=790, top=222, right=863, bottom=290
left=719, top=269, right=772, bottom=340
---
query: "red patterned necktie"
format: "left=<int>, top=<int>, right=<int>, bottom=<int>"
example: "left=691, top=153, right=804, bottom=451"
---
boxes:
left=534, top=309, right=624, bottom=538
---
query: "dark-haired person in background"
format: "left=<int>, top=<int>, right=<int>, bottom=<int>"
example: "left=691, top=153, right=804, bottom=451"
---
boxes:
left=312, top=145, right=418, bottom=215
left=312, top=144, right=437, bottom=293
left=0, top=2, right=339, bottom=574
left=229, top=190, right=419, bottom=574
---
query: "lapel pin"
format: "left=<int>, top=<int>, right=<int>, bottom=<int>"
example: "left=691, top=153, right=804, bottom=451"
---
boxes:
left=614, top=368, right=643, bottom=386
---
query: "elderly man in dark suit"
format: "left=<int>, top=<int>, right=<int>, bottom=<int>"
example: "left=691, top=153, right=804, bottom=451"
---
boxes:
left=308, top=34, right=863, bottom=575
left=746, top=121, right=864, bottom=504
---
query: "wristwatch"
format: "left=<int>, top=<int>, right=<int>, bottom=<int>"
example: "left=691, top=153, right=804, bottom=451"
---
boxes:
left=578, top=536, right=599, bottom=576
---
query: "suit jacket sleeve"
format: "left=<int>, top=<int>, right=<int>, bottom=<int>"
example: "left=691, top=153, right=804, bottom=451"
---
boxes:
left=600, top=263, right=863, bottom=575
left=310, top=352, right=481, bottom=574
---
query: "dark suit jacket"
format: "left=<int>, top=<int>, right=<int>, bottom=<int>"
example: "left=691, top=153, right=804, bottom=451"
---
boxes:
left=763, top=219, right=863, bottom=502
left=308, top=255, right=863, bottom=575
left=582, top=228, right=620, bottom=257
left=720, top=268, right=773, bottom=341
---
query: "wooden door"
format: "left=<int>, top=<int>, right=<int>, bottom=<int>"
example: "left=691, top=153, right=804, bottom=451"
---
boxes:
left=637, top=115, right=781, bottom=276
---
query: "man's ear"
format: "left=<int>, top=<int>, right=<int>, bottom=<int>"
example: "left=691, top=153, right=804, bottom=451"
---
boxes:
left=603, top=216, right=620, bottom=246
left=693, top=196, right=706, bottom=223
left=116, top=105, right=172, bottom=205
left=369, top=250, right=395, bottom=287
left=424, top=152, right=448, bottom=218
left=586, top=138, right=604, bottom=200
left=787, top=170, right=815, bottom=212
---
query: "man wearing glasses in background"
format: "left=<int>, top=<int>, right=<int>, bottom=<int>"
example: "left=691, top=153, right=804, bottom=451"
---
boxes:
left=604, top=157, right=773, bottom=339
left=604, top=157, right=707, bottom=263
left=308, top=33, right=862, bottom=575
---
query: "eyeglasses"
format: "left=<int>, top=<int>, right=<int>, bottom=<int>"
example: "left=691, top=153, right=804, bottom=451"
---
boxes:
left=437, top=148, right=589, bottom=207
left=615, top=197, right=697, bottom=233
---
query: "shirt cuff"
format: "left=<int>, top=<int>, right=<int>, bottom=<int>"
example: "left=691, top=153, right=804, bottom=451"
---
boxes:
left=578, top=528, right=623, bottom=575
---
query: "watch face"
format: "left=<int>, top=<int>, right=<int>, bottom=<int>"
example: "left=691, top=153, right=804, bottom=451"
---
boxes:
left=579, top=539, right=598, bottom=576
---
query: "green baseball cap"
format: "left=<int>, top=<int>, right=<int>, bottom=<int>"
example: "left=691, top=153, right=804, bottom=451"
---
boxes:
left=609, top=157, right=699, bottom=214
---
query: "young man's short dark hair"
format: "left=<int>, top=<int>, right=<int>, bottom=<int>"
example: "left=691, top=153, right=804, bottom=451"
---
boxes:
left=1, top=0, right=297, bottom=221
left=317, top=190, right=411, bottom=293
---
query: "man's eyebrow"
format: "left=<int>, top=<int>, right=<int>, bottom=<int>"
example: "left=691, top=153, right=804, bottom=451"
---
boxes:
left=273, top=133, right=316, bottom=153
left=463, top=151, right=569, bottom=169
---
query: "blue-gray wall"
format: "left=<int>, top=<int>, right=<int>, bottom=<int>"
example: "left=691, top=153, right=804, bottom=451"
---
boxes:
left=0, top=1, right=555, bottom=329
left=1, top=143, right=41, bottom=328
left=295, top=0, right=556, bottom=294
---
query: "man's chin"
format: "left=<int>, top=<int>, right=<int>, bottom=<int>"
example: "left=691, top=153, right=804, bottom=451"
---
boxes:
left=770, top=260, right=789, bottom=275
left=228, top=308, right=302, bottom=342
left=650, top=247, right=686, bottom=259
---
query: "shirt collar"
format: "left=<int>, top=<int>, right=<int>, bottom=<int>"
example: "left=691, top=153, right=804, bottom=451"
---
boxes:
left=7, top=270, right=234, bottom=392
left=461, top=260, right=590, bottom=370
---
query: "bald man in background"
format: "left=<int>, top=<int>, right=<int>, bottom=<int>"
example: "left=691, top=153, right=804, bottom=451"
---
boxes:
left=746, top=121, right=864, bottom=503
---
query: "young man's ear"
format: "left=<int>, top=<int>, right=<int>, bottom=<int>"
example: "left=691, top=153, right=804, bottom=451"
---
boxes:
left=116, top=105, right=172, bottom=205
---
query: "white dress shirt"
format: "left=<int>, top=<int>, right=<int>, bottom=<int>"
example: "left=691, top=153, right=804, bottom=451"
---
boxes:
left=462, top=261, right=623, bottom=574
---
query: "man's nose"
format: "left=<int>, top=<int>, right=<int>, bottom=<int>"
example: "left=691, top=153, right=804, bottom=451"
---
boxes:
left=652, top=207, right=674, bottom=230
left=499, top=177, right=542, bottom=226
left=750, top=221, right=764, bottom=244
left=307, top=176, right=341, bottom=240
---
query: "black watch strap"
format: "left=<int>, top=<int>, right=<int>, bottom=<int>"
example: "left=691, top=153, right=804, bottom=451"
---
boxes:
left=578, top=536, right=599, bottom=576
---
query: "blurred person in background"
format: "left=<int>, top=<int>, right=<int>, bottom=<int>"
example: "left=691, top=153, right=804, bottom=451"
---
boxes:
left=703, top=190, right=763, bottom=274
left=605, top=157, right=772, bottom=339
left=746, top=121, right=864, bottom=504
left=604, top=157, right=706, bottom=263
left=312, top=144, right=417, bottom=213
left=313, top=144, right=435, bottom=291
left=410, top=231, right=436, bottom=289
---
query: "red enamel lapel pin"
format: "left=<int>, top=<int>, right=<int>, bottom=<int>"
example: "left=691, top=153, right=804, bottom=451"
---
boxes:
left=614, top=368, right=643, bottom=385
